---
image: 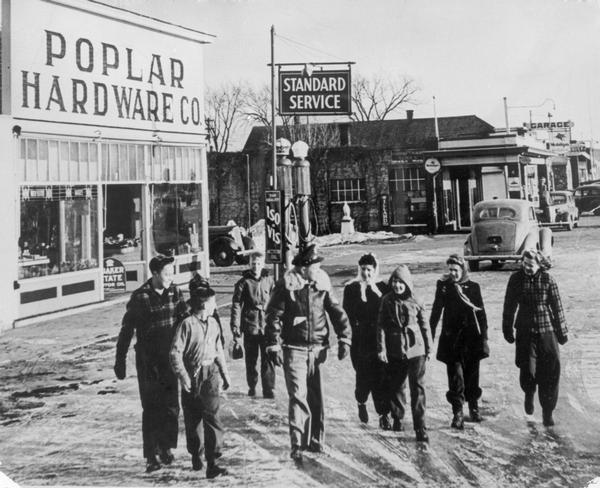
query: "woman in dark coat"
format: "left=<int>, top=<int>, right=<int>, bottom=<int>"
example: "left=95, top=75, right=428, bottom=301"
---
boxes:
left=430, top=254, right=489, bottom=429
left=343, top=253, right=392, bottom=429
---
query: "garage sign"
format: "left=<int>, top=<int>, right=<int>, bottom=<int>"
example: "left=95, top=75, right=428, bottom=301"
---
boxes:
left=279, top=69, right=351, bottom=115
left=265, top=190, right=284, bottom=263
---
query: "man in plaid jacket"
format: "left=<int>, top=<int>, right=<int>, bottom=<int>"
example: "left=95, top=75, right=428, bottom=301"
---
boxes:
left=114, top=255, right=188, bottom=472
left=502, top=250, right=568, bottom=427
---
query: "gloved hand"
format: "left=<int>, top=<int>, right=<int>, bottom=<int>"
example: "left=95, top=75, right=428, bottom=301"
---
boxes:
left=267, top=349, right=283, bottom=367
left=503, top=331, right=515, bottom=344
left=337, top=342, right=350, bottom=361
left=481, top=339, right=490, bottom=358
left=221, top=374, right=231, bottom=391
left=557, top=334, right=568, bottom=345
left=232, top=328, right=242, bottom=341
left=180, top=375, right=192, bottom=393
left=377, top=351, right=388, bottom=363
left=114, top=360, right=126, bottom=380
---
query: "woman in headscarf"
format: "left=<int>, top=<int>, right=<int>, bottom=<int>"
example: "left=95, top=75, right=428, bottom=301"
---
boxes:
left=343, top=253, right=393, bottom=429
left=377, top=265, right=432, bottom=442
left=430, top=254, right=489, bottom=430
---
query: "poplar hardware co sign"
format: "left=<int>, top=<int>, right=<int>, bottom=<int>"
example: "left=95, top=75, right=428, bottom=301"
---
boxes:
left=279, top=70, right=351, bottom=116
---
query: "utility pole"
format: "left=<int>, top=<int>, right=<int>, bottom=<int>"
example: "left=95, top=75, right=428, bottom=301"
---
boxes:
left=270, top=25, right=279, bottom=281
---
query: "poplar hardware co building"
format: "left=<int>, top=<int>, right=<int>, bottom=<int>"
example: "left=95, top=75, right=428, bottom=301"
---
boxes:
left=0, top=0, right=214, bottom=330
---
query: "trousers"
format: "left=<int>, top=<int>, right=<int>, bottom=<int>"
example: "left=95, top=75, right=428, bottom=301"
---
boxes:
left=181, top=363, right=223, bottom=464
left=244, top=334, right=276, bottom=394
left=350, top=349, right=390, bottom=415
left=283, top=346, right=327, bottom=449
left=518, top=331, right=561, bottom=414
left=445, top=355, right=482, bottom=412
left=136, top=355, right=179, bottom=459
left=387, top=356, right=427, bottom=430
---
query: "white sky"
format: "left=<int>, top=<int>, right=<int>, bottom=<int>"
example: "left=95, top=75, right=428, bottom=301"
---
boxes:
left=103, top=0, right=600, bottom=147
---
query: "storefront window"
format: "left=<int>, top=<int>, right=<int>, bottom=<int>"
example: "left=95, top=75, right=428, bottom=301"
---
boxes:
left=103, top=185, right=143, bottom=262
left=152, top=184, right=203, bottom=255
left=19, top=186, right=99, bottom=279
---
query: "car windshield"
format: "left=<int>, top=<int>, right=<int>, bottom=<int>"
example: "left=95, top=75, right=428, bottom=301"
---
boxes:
left=475, top=207, right=517, bottom=221
left=551, top=194, right=567, bottom=204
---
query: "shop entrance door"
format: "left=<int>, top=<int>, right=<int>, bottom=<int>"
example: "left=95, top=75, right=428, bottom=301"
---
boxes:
left=450, top=168, right=475, bottom=230
left=103, top=185, right=145, bottom=293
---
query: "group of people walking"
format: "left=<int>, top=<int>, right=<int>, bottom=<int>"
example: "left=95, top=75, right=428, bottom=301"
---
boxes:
left=113, top=243, right=568, bottom=475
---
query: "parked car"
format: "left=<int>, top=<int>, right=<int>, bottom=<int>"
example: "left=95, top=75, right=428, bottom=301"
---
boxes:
left=537, top=190, right=579, bottom=231
left=574, top=183, right=600, bottom=215
left=464, top=199, right=552, bottom=271
left=209, top=224, right=255, bottom=267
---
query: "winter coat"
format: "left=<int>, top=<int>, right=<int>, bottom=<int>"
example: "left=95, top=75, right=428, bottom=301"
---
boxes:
left=376, top=267, right=432, bottom=360
left=230, top=269, right=275, bottom=336
left=343, top=280, right=389, bottom=358
left=265, top=268, right=352, bottom=349
left=429, top=278, right=488, bottom=364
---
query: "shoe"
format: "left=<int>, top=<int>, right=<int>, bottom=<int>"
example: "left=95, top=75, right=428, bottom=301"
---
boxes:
left=191, top=453, right=203, bottom=471
left=145, top=456, right=161, bottom=473
left=358, top=403, right=369, bottom=423
left=248, top=387, right=256, bottom=397
left=542, top=411, right=555, bottom=427
left=158, top=447, right=174, bottom=465
left=379, top=415, right=392, bottom=430
left=451, top=411, right=464, bottom=430
left=206, top=464, right=228, bottom=479
left=524, top=392, right=534, bottom=415
left=415, top=428, right=429, bottom=443
left=392, top=417, right=404, bottom=432
left=308, top=440, right=323, bottom=453
left=290, top=446, right=303, bottom=461
left=469, top=408, right=482, bottom=422
left=263, top=390, right=275, bottom=399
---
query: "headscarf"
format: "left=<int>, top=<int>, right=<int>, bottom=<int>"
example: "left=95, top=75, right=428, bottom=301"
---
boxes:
left=388, top=265, right=414, bottom=301
left=443, top=254, right=481, bottom=312
left=522, top=249, right=552, bottom=271
left=351, top=253, right=382, bottom=302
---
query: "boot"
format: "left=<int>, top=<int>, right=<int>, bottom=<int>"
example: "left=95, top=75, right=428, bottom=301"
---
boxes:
left=451, top=409, right=464, bottom=430
left=290, top=446, right=303, bottom=461
left=379, top=414, right=392, bottom=430
left=158, top=447, right=174, bottom=465
left=524, top=391, right=534, bottom=415
left=206, top=463, right=229, bottom=479
left=542, top=410, right=555, bottom=427
left=263, top=389, right=275, bottom=399
left=415, top=428, right=429, bottom=443
left=468, top=401, right=482, bottom=422
left=191, top=453, right=203, bottom=471
left=392, top=416, right=404, bottom=432
left=358, top=403, right=369, bottom=423
left=145, top=455, right=161, bottom=473
left=248, top=387, right=256, bottom=397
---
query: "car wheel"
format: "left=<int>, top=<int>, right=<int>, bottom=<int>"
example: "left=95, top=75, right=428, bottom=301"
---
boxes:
left=212, top=243, right=236, bottom=267
left=468, top=260, right=479, bottom=272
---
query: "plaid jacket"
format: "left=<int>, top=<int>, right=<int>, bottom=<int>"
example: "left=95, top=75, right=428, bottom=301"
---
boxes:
left=502, top=269, right=567, bottom=340
left=116, top=280, right=188, bottom=362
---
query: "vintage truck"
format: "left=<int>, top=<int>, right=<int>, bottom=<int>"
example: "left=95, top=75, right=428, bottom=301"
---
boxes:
left=209, top=224, right=256, bottom=267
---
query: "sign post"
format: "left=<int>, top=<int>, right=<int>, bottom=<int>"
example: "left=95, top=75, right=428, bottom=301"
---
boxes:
left=265, top=190, right=284, bottom=264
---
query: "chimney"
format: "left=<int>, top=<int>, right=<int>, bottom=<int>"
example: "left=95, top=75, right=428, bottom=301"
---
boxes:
left=406, top=109, right=414, bottom=121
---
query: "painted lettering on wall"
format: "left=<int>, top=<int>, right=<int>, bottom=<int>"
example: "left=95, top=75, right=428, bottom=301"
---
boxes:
left=19, top=30, right=202, bottom=126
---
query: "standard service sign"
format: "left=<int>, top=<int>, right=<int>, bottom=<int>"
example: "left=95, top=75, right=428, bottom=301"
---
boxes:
left=279, top=69, right=351, bottom=116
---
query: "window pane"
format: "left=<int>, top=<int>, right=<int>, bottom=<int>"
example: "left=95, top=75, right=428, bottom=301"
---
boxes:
left=26, top=139, right=38, bottom=180
left=19, top=139, right=26, bottom=181
left=60, top=141, right=70, bottom=180
left=89, top=143, right=98, bottom=180
left=70, top=142, right=80, bottom=180
left=79, top=143, right=89, bottom=181
left=48, top=141, right=60, bottom=181
left=152, top=183, right=203, bottom=255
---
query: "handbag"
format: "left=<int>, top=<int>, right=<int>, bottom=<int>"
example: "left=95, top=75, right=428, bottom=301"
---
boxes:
left=231, top=341, right=244, bottom=360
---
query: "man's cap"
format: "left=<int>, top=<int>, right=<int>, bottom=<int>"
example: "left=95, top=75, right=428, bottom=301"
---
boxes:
left=189, top=274, right=210, bottom=295
left=149, top=254, right=175, bottom=273
left=189, top=286, right=216, bottom=306
left=292, top=244, right=324, bottom=267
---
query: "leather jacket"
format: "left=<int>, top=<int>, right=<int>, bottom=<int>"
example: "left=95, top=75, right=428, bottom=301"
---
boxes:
left=230, top=269, right=274, bottom=336
left=265, top=268, right=351, bottom=349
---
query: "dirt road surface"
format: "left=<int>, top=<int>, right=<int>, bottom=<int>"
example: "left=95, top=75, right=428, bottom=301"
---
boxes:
left=2, top=218, right=600, bottom=487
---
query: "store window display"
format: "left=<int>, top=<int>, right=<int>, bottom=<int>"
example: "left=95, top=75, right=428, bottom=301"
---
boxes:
left=19, top=186, right=99, bottom=279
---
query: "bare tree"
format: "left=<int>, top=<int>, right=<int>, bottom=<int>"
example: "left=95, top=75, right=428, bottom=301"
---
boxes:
left=351, top=73, right=419, bottom=122
left=205, top=82, right=247, bottom=152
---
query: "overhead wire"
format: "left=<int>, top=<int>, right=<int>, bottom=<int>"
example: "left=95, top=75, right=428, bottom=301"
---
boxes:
left=276, top=33, right=347, bottom=63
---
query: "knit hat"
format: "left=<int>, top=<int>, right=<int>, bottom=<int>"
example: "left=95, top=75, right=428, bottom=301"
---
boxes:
left=388, top=265, right=414, bottom=295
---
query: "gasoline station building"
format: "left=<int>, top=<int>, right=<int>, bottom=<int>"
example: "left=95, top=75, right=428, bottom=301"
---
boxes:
left=0, top=0, right=213, bottom=330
